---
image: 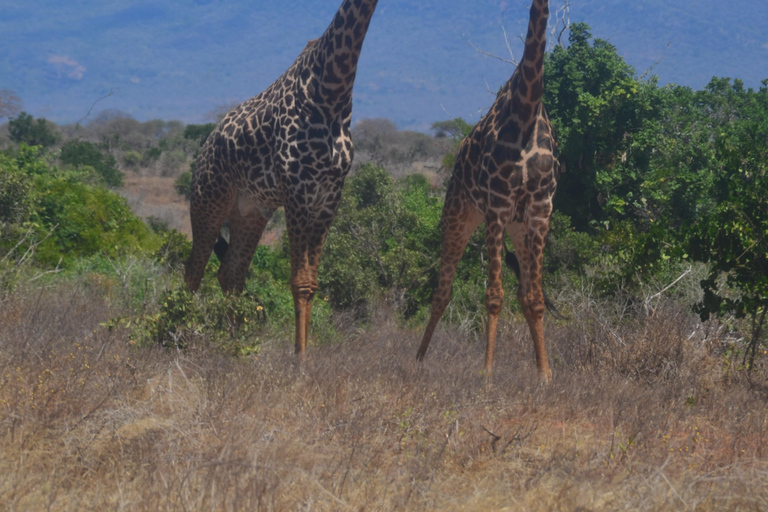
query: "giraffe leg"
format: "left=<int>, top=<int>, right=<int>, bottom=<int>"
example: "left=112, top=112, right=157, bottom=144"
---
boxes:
left=285, top=202, right=335, bottom=357
left=506, top=221, right=552, bottom=382
left=417, top=186, right=483, bottom=361
left=185, top=185, right=234, bottom=292
left=483, top=217, right=505, bottom=374
left=217, top=203, right=271, bottom=294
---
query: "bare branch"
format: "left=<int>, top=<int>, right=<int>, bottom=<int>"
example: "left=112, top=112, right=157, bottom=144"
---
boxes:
left=74, top=88, right=117, bottom=127
left=463, top=33, right=517, bottom=65
left=548, top=0, right=572, bottom=50
left=639, top=41, right=671, bottom=81
left=28, top=258, right=63, bottom=283
left=500, top=10, right=519, bottom=65
left=0, top=89, right=23, bottom=119
left=482, top=76, right=495, bottom=105
left=643, top=266, right=692, bottom=316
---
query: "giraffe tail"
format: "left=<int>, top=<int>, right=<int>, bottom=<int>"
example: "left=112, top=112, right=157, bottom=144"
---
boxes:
left=503, top=242, right=569, bottom=321
left=213, top=235, right=229, bottom=263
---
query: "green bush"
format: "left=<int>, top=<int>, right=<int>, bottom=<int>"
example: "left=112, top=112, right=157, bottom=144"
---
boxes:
left=174, top=170, right=192, bottom=200
left=0, top=145, right=158, bottom=267
left=8, top=112, right=58, bottom=147
left=0, top=152, right=32, bottom=227
left=320, top=164, right=496, bottom=321
left=31, top=173, right=158, bottom=265
left=60, top=139, right=124, bottom=187
left=183, top=123, right=216, bottom=146
left=122, top=150, right=142, bottom=169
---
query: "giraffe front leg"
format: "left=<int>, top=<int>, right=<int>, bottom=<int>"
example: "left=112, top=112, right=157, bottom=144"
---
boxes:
left=286, top=201, right=334, bottom=357
left=484, top=218, right=505, bottom=374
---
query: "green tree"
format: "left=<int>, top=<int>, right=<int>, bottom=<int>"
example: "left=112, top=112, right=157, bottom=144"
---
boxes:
left=174, top=170, right=193, bottom=200
left=319, top=164, right=495, bottom=320
left=320, top=165, right=443, bottom=315
left=60, top=139, right=124, bottom=187
left=8, top=112, right=59, bottom=147
left=0, top=152, right=32, bottom=228
left=544, top=23, right=666, bottom=232
left=183, top=123, right=216, bottom=146
left=431, top=118, right=473, bottom=140
left=685, top=79, right=768, bottom=369
left=430, top=117, right=474, bottom=171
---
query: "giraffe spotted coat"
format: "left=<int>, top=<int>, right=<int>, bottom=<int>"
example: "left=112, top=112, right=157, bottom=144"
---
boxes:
left=185, top=0, right=378, bottom=355
left=417, top=0, right=559, bottom=382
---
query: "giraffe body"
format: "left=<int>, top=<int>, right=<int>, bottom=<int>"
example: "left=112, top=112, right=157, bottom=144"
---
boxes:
left=417, top=0, right=558, bottom=382
left=185, top=0, right=378, bottom=355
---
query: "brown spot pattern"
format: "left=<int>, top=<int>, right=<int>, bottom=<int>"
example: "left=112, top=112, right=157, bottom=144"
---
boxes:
left=417, top=0, right=558, bottom=383
left=185, top=0, right=378, bottom=357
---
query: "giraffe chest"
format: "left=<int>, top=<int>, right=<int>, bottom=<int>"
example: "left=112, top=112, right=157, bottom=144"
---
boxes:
left=457, top=135, right=557, bottom=223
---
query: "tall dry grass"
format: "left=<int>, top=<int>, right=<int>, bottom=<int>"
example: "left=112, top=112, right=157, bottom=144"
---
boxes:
left=1, top=281, right=767, bottom=511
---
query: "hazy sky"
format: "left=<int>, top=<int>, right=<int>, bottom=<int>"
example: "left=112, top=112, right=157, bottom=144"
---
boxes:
left=2, top=0, right=766, bottom=131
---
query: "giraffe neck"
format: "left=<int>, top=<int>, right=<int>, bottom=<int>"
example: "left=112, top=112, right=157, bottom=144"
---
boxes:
left=518, top=0, right=549, bottom=105
left=493, top=0, right=549, bottom=132
left=304, top=0, right=378, bottom=111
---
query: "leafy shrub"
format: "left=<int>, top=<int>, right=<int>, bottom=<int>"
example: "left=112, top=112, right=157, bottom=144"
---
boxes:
left=146, top=216, right=170, bottom=234
left=183, top=123, right=216, bottom=146
left=320, top=164, right=495, bottom=321
left=142, top=146, right=162, bottom=165
left=32, top=174, right=158, bottom=265
left=122, top=150, right=142, bottom=169
left=174, top=170, right=192, bottom=200
left=153, top=229, right=191, bottom=270
left=106, top=284, right=262, bottom=355
left=60, top=139, right=124, bottom=187
left=8, top=112, right=58, bottom=147
left=0, top=152, right=32, bottom=227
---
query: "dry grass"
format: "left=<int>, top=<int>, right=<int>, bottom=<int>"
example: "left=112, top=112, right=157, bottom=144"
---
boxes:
left=1, top=282, right=767, bottom=511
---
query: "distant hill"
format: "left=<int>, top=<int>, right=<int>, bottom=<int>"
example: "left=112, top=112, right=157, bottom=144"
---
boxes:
left=1, top=0, right=766, bottom=131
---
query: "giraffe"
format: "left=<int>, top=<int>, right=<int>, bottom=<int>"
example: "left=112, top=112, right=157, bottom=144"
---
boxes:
left=184, top=0, right=378, bottom=356
left=417, top=0, right=559, bottom=382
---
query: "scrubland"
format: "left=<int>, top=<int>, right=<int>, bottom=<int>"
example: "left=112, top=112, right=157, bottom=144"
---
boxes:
left=3, top=29, right=768, bottom=510
left=1, top=279, right=766, bottom=511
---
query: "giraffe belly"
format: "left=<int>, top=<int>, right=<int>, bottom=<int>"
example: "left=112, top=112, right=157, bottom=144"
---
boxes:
left=237, top=192, right=275, bottom=220
left=235, top=172, right=285, bottom=218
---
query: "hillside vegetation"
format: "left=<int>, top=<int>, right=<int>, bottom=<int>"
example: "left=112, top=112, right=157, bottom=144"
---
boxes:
left=1, top=23, right=767, bottom=510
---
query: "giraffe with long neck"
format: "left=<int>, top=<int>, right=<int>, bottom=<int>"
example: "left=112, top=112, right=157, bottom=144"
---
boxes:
left=417, top=0, right=558, bottom=382
left=185, top=0, right=378, bottom=356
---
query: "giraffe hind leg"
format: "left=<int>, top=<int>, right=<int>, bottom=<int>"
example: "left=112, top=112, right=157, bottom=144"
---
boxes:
left=506, top=222, right=552, bottom=382
left=417, top=192, right=483, bottom=361
left=217, top=202, right=271, bottom=294
left=503, top=240, right=567, bottom=320
left=185, top=190, right=234, bottom=293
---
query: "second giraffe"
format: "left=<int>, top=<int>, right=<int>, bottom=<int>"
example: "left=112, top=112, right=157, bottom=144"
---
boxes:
left=417, top=0, right=559, bottom=382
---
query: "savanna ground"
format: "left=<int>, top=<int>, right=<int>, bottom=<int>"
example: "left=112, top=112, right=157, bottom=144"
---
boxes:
left=2, top=277, right=767, bottom=511
left=3, top=25, right=768, bottom=511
